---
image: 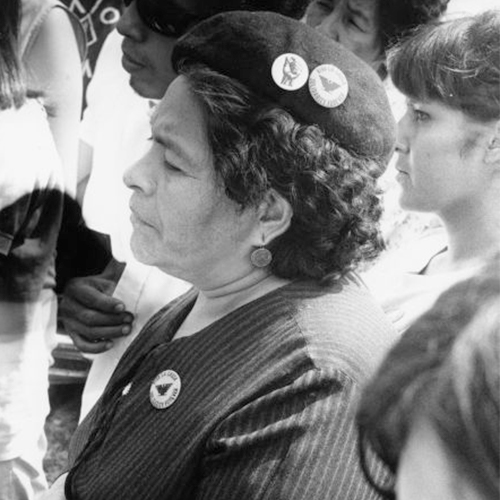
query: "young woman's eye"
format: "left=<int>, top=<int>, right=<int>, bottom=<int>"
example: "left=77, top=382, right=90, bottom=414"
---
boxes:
left=408, top=105, right=429, bottom=122
left=414, top=110, right=429, bottom=122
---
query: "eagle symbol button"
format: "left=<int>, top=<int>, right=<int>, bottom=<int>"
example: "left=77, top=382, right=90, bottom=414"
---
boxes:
left=150, top=370, right=181, bottom=410
left=308, top=64, right=349, bottom=108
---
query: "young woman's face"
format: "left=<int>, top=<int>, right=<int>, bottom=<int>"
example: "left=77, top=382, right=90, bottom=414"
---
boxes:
left=397, top=418, right=486, bottom=500
left=305, top=0, right=383, bottom=74
left=395, top=100, right=492, bottom=217
left=123, top=76, right=261, bottom=287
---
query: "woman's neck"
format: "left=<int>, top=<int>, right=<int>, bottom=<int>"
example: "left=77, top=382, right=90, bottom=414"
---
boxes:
left=432, top=197, right=499, bottom=273
left=173, top=271, right=291, bottom=340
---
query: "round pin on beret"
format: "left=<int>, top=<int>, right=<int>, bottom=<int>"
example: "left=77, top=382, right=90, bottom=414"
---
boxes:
left=173, top=11, right=396, bottom=162
left=271, top=53, right=309, bottom=91
left=308, top=64, right=349, bottom=109
left=150, top=370, right=181, bottom=410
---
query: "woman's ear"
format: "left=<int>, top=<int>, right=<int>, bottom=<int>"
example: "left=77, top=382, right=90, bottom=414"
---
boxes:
left=256, top=189, right=293, bottom=246
left=484, top=120, right=500, bottom=166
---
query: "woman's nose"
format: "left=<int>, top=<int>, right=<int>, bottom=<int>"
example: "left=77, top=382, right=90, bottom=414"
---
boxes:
left=123, top=155, right=155, bottom=195
left=316, top=11, right=342, bottom=42
left=395, top=142, right=409, bottom=155
left=116, top=1, right=146, bottom=41
left=396, top=114, right=411, bottom=153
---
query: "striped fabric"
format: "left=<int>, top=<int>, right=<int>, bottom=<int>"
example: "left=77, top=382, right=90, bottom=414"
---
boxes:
left=66, top=275, right=395, bottom=500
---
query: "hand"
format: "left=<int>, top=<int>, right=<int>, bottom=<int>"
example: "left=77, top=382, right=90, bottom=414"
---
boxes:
left=39, top=473, right=67, bottom=500
left=59, top=266, right=134, bottom=354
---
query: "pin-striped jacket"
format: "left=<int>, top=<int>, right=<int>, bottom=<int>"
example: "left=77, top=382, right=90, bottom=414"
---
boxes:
left=66, top=275, right=395, bottom=500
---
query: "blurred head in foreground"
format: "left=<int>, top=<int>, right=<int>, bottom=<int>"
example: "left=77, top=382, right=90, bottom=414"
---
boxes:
left=357, top=255, right=500, bottom=500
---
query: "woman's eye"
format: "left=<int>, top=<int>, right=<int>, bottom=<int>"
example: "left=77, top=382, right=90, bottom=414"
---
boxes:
left=407, top=104, right=429, bottom=123
left=414, top=110, right=429, bottom=122
left=164, top=161, right=182, bottom=172
left=315, top=0, right=333, bottom=12
left=348, top=17, right=361, bottom=29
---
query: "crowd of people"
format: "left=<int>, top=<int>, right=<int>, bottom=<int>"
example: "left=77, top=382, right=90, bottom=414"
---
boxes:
left=0, top=0, right=498, bottom=499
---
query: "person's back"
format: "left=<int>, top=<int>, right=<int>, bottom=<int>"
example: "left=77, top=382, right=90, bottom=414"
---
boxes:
left=0, top=2, right=65, bottom=497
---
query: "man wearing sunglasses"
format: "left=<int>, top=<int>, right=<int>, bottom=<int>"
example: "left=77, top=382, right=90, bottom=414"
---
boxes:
left=59, top=0, right=311, bottom=420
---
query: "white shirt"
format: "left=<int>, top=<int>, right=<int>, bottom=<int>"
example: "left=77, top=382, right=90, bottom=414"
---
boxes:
left=0, top=101, right=62, bottom=459
left=79, top=30, right=190, bottom=420
left=363, top=228, right=481, bottom=334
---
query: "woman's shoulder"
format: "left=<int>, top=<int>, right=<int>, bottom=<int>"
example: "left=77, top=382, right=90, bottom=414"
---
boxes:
left=276, top=277, right=397, bottom=380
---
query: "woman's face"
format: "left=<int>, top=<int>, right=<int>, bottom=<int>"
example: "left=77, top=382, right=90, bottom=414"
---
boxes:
left=304, top=0, right=383, bottom=73
left=395, top=100, right=492, bottom=217
left=117, top=0, right=179, bottom=99
left=397, top=417, right=486, bottom=500
left=123, top=76, right=261, bottom=287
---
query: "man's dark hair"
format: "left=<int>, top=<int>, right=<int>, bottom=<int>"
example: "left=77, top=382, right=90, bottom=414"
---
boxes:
left=191, top=0, right=310, bottom=20
left=378, top=0, right=450, bottom=50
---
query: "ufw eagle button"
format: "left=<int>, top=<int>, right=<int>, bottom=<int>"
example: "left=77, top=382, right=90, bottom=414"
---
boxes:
left=150, top=370, right=181, bottom=410
left=308, top=64, right=349, bottom=108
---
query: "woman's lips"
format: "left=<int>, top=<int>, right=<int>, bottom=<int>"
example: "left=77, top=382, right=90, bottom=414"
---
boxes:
left=122, top=50, right=145, bottom=72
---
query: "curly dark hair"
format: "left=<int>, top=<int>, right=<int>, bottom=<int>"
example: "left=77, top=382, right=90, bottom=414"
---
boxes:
left=179, top=62, right=385, bottom=282
left=389, top=10, right=500, bottom=122
left=378, top=0, right=450, bottom=50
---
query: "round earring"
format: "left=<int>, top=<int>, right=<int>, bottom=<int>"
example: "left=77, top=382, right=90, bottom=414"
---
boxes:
left=250, top=247, right=272, bottom=268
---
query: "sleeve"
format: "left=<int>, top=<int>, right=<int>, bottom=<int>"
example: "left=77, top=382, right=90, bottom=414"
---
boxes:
left=0, top=190, right=42, bottom=256
left=0, top=146, right=36, bottom=255
left=0, top=201, right=29, bottom=256
left=197, top=368, right=379, bottom=500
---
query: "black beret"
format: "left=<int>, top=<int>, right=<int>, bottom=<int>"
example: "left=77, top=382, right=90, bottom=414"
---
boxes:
left=172, top=11, right=396, bottom=163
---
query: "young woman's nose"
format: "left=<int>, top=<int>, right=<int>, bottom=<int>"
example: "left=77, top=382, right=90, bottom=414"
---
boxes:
left=395, top=113, right=411, bottom=154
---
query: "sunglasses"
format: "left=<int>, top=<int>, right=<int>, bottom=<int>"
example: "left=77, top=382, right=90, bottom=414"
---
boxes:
left=122, top=0, right=205, bottom=38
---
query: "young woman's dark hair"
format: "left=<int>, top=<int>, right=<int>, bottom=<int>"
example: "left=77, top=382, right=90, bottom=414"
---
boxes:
left=180, top=62, right=385, bottom=283
left=0, top=0, right=26, bottom=110
left=388, top=10, right=500, bottom=122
